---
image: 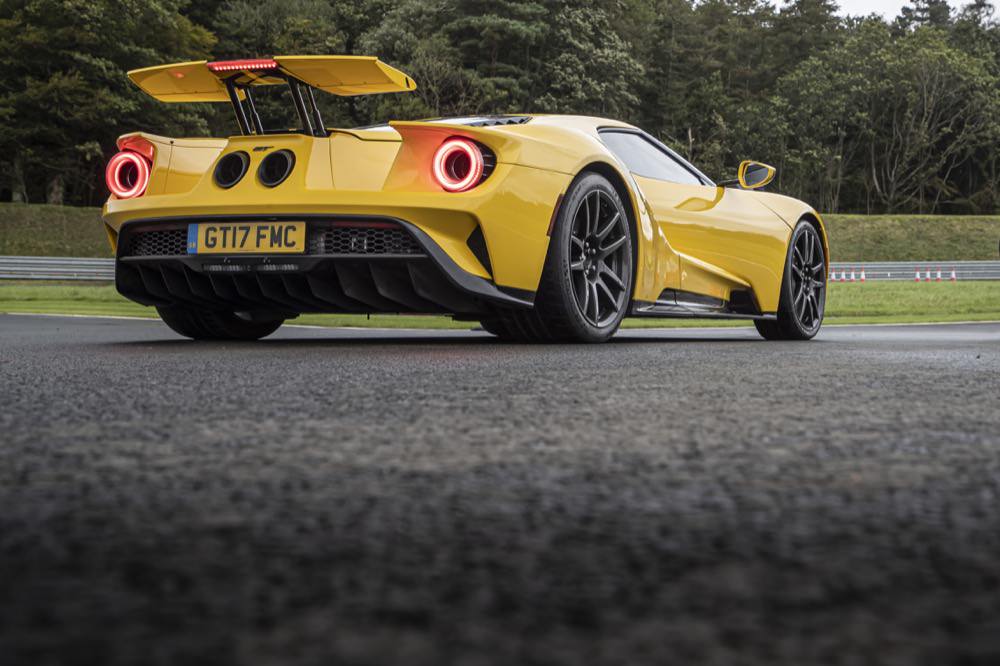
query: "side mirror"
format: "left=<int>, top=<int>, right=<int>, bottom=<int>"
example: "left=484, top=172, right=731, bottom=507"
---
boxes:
left=737, top=160, right=776, bottom=190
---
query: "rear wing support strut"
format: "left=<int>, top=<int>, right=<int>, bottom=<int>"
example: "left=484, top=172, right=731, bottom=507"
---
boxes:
left=287, top=79, right=316, bottom=136
left=225, top=79, right=251, bottom=135
left=244, top=89, right=265, bottom=134
left=223, top=72, right=326, bottom=138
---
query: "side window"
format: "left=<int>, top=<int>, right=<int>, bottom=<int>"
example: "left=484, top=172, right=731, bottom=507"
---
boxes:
left=600, top=131, right=703, bottom=186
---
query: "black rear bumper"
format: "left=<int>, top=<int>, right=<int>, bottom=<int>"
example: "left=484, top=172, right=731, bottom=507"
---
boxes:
left=114, top=215, right=533, bottom=316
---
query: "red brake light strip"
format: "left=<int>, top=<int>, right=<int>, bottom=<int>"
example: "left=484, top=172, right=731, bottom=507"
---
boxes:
left=207, top=59, right=279, bottom=73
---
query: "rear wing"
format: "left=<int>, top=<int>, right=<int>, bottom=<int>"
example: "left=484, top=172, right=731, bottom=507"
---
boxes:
left=127, top=56, right=417, bottom=137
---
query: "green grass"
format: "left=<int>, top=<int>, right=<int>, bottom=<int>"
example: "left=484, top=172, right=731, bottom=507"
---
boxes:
left=2, top=281, right=998, bottom=328
left=0, top=203, right=110, bottom=257
left=824, top=214, right=1000, bottom=262
left=2, top=203, right=999, bottom=262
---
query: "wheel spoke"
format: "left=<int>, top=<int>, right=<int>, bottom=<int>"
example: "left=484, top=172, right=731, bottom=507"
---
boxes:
left=793, top=246, right=806, bottom=267
left=600, top=263, right=625, bottom=290
left=599, top=235, right=627, bottom=258
left=570, top=258, right=586, bottom=272
left=590, top=192, right=601, bottom=236
left=580, top=277, right=591, bottom=315
left=796, top=290, right=808, bottom=320
left=596, top=277, right=617, bottom=308
left=589, top=282, right=600, bottom=322
left=595, top=211, right=620, bottom=241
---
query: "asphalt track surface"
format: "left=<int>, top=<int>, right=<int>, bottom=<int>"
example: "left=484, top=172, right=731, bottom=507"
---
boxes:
left=2, top=314, right=1000, bottom=666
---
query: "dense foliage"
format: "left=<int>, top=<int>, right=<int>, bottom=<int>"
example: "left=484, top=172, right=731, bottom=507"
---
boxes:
left=2, top=0, right=999, bottom=213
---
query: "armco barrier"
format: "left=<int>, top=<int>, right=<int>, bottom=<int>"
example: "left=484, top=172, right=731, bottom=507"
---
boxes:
left=1, top=256, right=999, bottom=282
left=829, top=261, right=1000, bottom=281
left=0, top=256, right=115, bottom=281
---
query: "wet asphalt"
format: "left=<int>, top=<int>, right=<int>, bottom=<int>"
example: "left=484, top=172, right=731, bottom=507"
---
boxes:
left=2, top=314, right=999, bottom=665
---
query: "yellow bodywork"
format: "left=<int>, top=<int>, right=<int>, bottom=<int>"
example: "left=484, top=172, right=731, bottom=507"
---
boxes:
left=128, top=56, right=416, bottom=102
left=105, top=58, right=827, bottom=318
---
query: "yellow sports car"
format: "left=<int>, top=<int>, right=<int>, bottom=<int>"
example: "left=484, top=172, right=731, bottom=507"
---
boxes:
left=103, top=55, right=829, bottom=342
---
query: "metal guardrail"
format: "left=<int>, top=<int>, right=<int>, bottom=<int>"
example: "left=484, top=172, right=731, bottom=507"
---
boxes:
left=0, top=256, right=114, bottom=281
left=829, top=261, right=1000, bottom=281
left=0, top=256, right=998, bottom=282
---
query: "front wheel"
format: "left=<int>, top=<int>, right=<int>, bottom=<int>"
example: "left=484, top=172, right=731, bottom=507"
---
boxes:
left=489, top=172, right=634, bottom=343
left=156, top=306, right=284, bottom=341
left=755, top=220, right=826, bottom=341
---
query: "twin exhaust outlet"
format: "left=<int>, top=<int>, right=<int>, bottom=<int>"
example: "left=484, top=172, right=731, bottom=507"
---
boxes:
left=213, top=150, right=294, bottom=189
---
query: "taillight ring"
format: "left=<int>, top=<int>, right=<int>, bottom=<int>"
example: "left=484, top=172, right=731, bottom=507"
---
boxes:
left=106, top=151, right=150, bottom=199
left=433, top=138, right=485, bottom=193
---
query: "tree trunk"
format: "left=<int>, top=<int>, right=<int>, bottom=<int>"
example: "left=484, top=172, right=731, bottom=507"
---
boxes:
left=10, top=156, right=28, bottom=203
left=46, top=174, right=64, bottom=205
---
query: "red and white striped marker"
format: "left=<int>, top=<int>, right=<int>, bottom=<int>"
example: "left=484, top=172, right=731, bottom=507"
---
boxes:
left=850, top=267, right=856, bottom=282
left=860, top=266, right=867, bottom=282
left=950, top=267, right=957, bottom=282
left=936, top=267, right=942, bottom=282
left=924, top=268, right=932, bottom=282
left=914, top=268, right=921, bottom=282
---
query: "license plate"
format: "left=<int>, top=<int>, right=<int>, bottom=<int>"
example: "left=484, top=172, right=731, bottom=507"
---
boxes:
left=187, top=222, right=306, bottom=254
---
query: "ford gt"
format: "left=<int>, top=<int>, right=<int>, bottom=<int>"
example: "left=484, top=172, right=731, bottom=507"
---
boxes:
left=102, top=55, right=829, bottom=342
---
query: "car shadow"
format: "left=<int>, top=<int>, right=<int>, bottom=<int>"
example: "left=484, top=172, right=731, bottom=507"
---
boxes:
left=95, top=328, right=771, bottom=350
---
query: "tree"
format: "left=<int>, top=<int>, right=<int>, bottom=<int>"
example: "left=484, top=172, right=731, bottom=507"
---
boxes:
left=896, top=0, right=952, bottom=30
left=777, top=21, right=1000, bottom=212
left=0, top=0, right=215, bottom=204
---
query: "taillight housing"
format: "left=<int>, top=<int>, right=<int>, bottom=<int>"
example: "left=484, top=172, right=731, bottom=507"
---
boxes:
left=105, top=150, right=151, bottom=199
left=433, top=138, right=488, bottom=192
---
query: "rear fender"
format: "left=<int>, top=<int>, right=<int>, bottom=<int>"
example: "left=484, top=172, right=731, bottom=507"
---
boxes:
left=114, top=132, right=227, bottom=197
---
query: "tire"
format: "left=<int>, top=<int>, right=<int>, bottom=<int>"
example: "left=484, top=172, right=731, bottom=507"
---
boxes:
left=492, top=172, right=634, bottom=343
left=156, top=306, right=284, bottom=341
left=478, top=317, right=519, bottom=340
left=755, top=220, right=826, bottom=341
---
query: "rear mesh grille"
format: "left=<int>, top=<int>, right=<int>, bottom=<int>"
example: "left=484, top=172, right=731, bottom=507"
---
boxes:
left=306, top=226, right=422, bottom=256
left=121, top=222, right=424, bottom=258
left=127, top=229, right=187, bottom=257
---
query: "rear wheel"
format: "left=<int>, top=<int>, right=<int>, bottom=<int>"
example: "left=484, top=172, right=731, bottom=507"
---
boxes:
left=156, top=306, right=284, bottom=341
left=478, top=317, right=514, bottom=339
left=489, top=173, right=634, bottom=343
left=755, top=220, right=826, bottom=341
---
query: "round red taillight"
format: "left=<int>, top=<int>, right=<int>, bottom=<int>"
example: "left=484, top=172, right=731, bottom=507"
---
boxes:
left=105, top=151, right=150, bottom=199
left=432, top=138, right=485, bottom=192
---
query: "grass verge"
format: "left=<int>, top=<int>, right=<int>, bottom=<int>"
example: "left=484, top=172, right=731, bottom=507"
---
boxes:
left=2, top=281, right=998, bottom=329
left=0, top=204, right=110, bottom=257
left=823, top=214, right=1000, bottom=262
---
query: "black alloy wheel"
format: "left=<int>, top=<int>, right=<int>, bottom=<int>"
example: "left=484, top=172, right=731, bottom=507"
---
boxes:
left=568, top=189, right=632, bottom=328
left=755, top=220, right=826, bottom=341
left=481, top=172, right=634, bottom=343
